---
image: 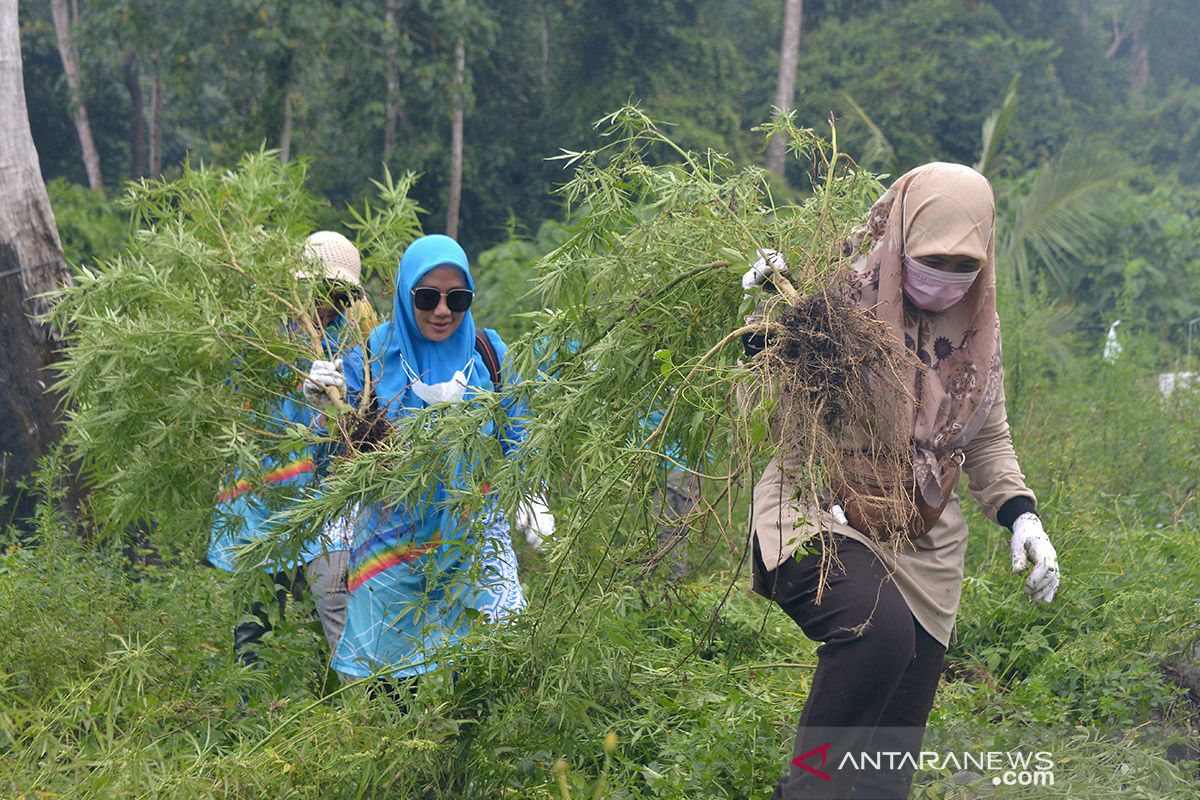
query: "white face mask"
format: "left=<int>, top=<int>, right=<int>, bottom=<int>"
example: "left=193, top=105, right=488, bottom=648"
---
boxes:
left=410, top=369, right=469, bottom=405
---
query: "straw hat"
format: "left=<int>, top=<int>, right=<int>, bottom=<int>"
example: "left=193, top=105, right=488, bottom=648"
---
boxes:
left=300, top=231, right=362, bottom=287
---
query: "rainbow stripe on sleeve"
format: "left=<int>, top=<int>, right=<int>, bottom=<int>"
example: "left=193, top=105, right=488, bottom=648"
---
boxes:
left=347, top=526, right=443, bottom=591
left=216, top=457, right=315, bottom=503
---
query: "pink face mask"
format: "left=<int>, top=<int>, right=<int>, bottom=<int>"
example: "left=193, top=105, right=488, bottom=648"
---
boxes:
left=901, top=255, right=980, bottom=312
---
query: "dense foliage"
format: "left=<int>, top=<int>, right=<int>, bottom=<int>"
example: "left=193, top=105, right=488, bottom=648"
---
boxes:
left=3, top=330, right=1198, bottom=798
left=12, top=101, right=1197, bottom=798
left=9, top=1, right=1200, bottom=797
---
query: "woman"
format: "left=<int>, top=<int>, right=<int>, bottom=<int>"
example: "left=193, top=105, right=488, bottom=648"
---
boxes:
left=208, top=231, right=362, bottom=666
left=305, top=234, right=532, bottom=683
left=743, top=163, right=1061, bottom=799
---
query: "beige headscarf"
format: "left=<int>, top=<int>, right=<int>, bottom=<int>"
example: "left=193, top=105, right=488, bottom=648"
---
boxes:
left=846, top=162, right=1002, bottom=508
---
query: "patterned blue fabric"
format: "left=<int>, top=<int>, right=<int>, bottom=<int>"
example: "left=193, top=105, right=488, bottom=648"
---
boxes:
left=332, top=514, right=525, bottom=679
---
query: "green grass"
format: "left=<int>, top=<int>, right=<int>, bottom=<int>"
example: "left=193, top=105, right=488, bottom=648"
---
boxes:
left=2, top=350, right=1198, bottom=798
left=0, top=517, right=1195, bottom=797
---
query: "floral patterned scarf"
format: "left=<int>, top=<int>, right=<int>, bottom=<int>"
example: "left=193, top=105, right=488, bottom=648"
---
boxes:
left=844, top=162, right=1003, bottom=508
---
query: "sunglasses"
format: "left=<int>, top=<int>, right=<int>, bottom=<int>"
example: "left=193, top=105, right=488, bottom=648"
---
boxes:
left=411, top=287, right=474, bottom=313
left=320, top=281, right=360, bottom=310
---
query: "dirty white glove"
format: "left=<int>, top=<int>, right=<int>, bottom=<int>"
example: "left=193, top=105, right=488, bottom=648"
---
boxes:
left=1010, top=513, right=1060, bottom=603
left=303, top=358, right=344, bottom=406
left=741, top=248, right=788, bottom=292
left=515, top=496, right=556, bottom=550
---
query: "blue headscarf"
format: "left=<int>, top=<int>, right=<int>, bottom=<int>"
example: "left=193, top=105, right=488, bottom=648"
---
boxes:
left=353, top=234, right=480, bottom=415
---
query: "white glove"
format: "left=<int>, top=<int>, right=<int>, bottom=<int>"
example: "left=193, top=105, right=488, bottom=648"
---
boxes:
left=303, top=358, right=344, bottom=406
left=741, top=248, right=788, bottom=292
left=1010, top=513, right=1060, bottom=603
left=515, top=496, right=556, bottom=550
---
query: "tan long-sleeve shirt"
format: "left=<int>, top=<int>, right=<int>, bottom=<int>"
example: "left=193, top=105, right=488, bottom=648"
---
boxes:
left=750, top=379, right=1034, bottom=647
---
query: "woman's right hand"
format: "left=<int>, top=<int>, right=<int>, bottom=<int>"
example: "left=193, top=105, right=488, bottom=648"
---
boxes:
left=303, top=358, right=344, bottom=406
left=742, top=248, right=788, bottom=292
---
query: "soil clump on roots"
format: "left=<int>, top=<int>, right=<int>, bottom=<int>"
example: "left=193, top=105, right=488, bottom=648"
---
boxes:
left=769, top=290, right=904, bottom=432
left=337, top=406, right=393, bottom=453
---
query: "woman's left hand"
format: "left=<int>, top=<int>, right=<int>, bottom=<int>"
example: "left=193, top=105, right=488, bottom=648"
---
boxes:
left=1010, top=513, right=1060, bottom=603
left=516, top=496, right=556, bottom=550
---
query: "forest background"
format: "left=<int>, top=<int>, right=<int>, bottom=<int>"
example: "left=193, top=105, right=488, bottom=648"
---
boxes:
left=25, top=0, right=1200, bottom=340
left=4, top=0, right=1200, bottom=798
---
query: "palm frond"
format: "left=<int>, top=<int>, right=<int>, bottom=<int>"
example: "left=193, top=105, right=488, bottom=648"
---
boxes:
left=997, top=144, right=1129, bottom=301
left=841, top=92, right=898, bottom=174
left=976, top=74, right=1020, bottom=179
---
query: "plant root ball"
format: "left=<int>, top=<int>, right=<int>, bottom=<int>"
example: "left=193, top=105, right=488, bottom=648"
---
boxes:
left=755, top=286, right=921, bottom=555
left=766, top=289, right=909, bottom=435
left=339, top=406, right=393, bottom=453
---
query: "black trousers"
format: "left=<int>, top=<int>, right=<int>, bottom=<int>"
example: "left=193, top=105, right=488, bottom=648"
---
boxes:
left=755, top=535, right=946, bottom=800
left=233, top=568, right=304, bottom=665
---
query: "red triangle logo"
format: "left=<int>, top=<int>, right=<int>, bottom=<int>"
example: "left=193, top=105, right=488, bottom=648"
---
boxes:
left=791, top=742, right=832, bottom=781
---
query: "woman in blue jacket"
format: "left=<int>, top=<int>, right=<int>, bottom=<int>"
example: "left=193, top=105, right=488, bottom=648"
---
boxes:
left=305, top=234, right=534, bottom=683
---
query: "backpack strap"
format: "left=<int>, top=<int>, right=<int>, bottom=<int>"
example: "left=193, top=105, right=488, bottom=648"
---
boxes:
left=474, top=330, right=502, bottom=388
left=364, top=336, right=378, bottom=412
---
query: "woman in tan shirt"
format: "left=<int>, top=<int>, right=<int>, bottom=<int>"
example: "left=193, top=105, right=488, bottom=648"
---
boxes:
left=743, top=163, right=1061, bottom=799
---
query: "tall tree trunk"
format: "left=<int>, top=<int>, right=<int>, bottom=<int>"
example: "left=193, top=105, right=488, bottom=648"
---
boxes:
left=123, top=50, right=146, bottom=178
left=539, top=2, right=549, bottom=89
left=149, top=63, right=162, bottom=175
left=50, top=0, right=103, bottom=191
left=445, top=0, right=466, bottom=239
left=263, top=25, right=295, bottom=162
left=1128, top=0, right=1149, bottom=93
left=0, top=0, right=74, bottom=528
left=767, top=0, right=803, bottom=179
left=383, top=0, right=402, bottom=161
left=278, top=89, right=293, bottom=164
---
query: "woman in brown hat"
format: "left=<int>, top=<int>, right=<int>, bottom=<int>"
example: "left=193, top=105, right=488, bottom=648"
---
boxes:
left=743, top=163, right=1061, bottom=799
